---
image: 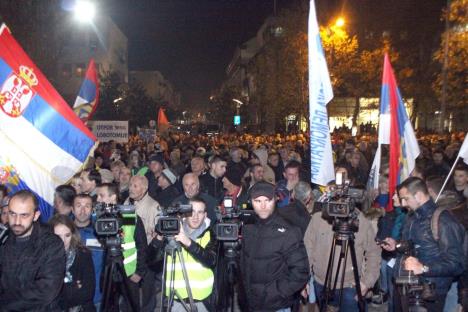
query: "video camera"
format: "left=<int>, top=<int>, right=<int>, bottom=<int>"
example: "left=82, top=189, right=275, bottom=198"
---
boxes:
left=94, top=203, right=135, bottom=237
left=394, top=240, right=437, bottom=306
left=314, top=172, right=364, bottom=219
left=155, top=203, right=192, bottom=236
left=215, top=196, right=255, bottom=241
left=0, top=223, right=8, bottom=245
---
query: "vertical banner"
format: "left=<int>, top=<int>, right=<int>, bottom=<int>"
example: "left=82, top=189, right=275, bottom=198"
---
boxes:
left=308, top=0, right=335, bottom=186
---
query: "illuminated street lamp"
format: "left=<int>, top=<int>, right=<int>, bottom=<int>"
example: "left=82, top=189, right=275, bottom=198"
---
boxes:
left=335, top=17, right=345, bottom=28
left=73, top=0, right=96, bottom=23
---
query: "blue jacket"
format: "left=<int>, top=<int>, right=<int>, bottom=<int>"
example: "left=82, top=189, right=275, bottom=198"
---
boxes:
left=396, top=199, right=465, bottom=294
left=78, top=224, right=104, bottom=304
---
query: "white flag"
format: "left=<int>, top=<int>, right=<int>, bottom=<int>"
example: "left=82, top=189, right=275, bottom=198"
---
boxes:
left=308, top=0, right=334, bottom=186
left=458, top=133, right=468, bottom=165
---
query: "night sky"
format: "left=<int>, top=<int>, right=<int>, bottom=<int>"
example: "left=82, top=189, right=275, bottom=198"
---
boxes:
left=104, top=0, right=293, bottom=109
left=100, top=0, right=444, bottom=110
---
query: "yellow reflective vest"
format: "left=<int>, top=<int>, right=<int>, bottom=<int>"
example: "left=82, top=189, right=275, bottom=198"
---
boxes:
left=122, top=213, right=137, bottom=276
left=165, top=230, right=214, bottom=300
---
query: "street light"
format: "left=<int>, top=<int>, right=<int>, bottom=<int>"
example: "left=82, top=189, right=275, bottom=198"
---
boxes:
left=335, top=17, right=345, bottom=28
left=73, top=0, right=96, bottom=23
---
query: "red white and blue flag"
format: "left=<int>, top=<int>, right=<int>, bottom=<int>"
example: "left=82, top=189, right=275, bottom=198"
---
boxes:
left=0, top=24, right=97, bottom=221
left=73, top=58, right=99, bottom=121
left=368, top=53, right=420, bottom=211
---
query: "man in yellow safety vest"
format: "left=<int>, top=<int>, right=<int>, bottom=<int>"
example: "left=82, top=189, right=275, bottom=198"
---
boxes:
left=147, top=197, right=217, bottom=312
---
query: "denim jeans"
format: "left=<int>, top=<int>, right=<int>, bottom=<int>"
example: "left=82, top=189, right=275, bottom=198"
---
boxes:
left=314, top=282, right=367, bottom=312
left=443, top=281, right=458, bottom=312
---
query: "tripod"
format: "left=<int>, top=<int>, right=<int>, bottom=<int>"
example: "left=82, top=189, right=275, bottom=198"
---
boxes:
left=101, top=237, right=137, bottom=312
left=160, top=237, right=197, bottom=312
left=217, top=242, right=239, bottom=312
left=320, top=220, right=365, bottom=312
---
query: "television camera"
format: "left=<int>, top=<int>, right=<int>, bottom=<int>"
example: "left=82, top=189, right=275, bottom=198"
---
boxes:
left=394, top=240, right=436, bottom=311
left=215, top=196, right=254, bottom=241
left=94, top=203, right=135, bottom=247
left=155, top=203, right=193, bottom=236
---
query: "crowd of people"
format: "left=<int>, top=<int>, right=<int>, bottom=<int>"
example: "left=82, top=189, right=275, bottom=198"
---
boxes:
left=0, top=129, right=467, bottom=312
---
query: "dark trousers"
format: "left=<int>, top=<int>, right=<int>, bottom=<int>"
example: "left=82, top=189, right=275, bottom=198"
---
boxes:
left=314, top=282, right=367, bottom=312
left=394, top=285, right=446, bottom=312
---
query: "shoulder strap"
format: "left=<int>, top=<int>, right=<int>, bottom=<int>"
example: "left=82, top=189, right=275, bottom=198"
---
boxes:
left=431, top=206, right=447, bottom=241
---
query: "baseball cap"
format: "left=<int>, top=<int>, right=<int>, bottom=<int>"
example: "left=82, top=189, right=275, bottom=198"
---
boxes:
left=250, top=181, right=276, bottom=200
left=161, top=168, right=177, bottom=185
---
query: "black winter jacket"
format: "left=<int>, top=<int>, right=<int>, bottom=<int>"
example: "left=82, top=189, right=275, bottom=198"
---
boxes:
left=395, top=199, right=465, bottom=294
left=0, top=224, right=66, bottom=311
left=59, top=248, right=96, bottom=311
left=199, top=172, right=224, bottom=203
left=240, top=212, right=309, bottom=311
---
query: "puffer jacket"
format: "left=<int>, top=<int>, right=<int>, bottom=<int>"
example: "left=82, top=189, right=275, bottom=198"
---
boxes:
left=240, top=211, right=309, bottom=312
left=0, top=224, right=66, bottom=312
left=395, top=199, right=465, bottom=294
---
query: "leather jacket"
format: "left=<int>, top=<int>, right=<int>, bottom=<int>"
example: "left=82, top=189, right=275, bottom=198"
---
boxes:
left=396, top=199, right=465, bottom=294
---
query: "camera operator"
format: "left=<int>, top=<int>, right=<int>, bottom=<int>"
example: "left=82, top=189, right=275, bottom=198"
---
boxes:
left=382, top=177, right=466, bottom=311
left=303, top=190, right=381, bottom=311
left=0, top=190, right=66, bottom=311
left=240, top=181, right=309, bottom=312
left=96, top=183, right=153, bottom=311
left=147, top=197, right=217, bottom=311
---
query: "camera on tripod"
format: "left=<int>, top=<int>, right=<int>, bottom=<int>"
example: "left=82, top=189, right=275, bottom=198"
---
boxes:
left=215, top=196, right=254, bottom=241
left=94, top=203, right=135, bottom=237
left=0, top=223, right=8, bottom=245
left=394, top=240, right=437, bottom=307
left=155, top=203, right=192, bottom=236
left=314, top=172, right=364, bottom=219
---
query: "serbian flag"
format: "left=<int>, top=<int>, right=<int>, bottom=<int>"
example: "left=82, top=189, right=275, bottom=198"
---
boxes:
left=308, top=0, right=335, bottom=186
left=368, top=53, right=420, bottom=211
left=157, top=107, right=170, bottom=132
left=0, top=24, right=97, bottom=221
left=73, top=59, right=99, bottom=121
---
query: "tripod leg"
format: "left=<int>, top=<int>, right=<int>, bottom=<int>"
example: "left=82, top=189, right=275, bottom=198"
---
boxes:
left=101, top=260, right=115, bottom=312
left=160, top=250, right=168, bottom=312
left=349, top=239, right=365, bottom=312
left=332, top=241, right=345, bottom=293
left=115, top=261, right=137, bottom=312
left=167, top=249, right=177, bottom=312
left=176, top=248, right=197, bottom=312
left=338, top=239, right=350, bottom=309
left=321, top=236, right=337, bottom=312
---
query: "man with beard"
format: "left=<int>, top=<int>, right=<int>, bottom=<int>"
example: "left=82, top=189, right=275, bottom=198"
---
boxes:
left=0, top=190, right=65, bottom=311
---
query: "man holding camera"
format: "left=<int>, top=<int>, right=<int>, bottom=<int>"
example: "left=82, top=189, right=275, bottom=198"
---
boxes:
left=382, top=177, right=465, bottom=311
left=241, top=181, right=309, bottom=311
left=0, top=190, right=66, bottom=311
left=147, top=197, right=217, bottom=312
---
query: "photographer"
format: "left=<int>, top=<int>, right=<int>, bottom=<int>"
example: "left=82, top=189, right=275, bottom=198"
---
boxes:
left=0, top=190, right=66, bottom=311
left=303, top=191, right=381, bottom=311
left=96, top=183, right=152, bottom=311
left=240, top=181, right=309, bottom=311
left=382, top=177, right=466, bottom=311
left=147, top=197, right=217, bottom=311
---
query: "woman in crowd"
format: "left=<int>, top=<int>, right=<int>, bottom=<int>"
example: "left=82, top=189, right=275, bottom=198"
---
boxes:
left=49, top=215, right=96, bottom=312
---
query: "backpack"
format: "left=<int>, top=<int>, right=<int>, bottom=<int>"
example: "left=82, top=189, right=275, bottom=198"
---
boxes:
left=431, top=206, right=468, bottom=272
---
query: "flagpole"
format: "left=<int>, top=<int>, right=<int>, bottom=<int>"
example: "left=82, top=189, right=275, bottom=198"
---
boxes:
left=435, top=155, right=460, bottom=203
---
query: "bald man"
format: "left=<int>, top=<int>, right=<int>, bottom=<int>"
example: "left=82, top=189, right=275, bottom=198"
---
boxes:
left=171, top=173, right=217, bottom=225
left=125, top=175, right=162, bottom=243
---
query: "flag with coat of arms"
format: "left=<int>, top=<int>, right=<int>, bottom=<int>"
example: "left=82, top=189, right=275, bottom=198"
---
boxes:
left=0, top=24, right=97, bottom=221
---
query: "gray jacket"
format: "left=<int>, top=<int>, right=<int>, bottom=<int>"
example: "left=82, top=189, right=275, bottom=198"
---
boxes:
left=304, top=211, right=381, bottom=289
